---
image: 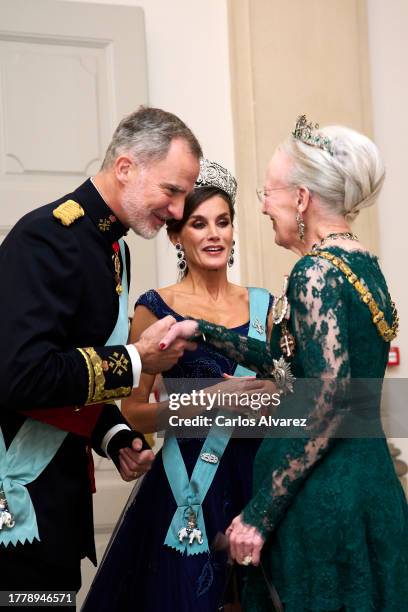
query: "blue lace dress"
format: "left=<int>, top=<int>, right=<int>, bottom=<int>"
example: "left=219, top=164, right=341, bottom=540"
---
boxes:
left=83, top=290, right=268, bottom=612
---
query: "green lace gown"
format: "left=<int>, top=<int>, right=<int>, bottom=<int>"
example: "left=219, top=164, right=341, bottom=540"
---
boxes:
left=197, top=247, right=408, bottom=612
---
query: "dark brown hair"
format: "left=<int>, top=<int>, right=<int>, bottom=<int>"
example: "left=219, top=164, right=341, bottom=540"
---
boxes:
left=166, top=186, right=234, bottom=237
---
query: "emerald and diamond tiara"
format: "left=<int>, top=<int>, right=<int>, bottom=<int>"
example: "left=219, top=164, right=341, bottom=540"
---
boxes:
left=292, top=114, right=334, bottom=156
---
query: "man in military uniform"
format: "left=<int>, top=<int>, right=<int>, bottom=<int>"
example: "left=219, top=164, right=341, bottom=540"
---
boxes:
left=0, top=107, right=201, bottom=592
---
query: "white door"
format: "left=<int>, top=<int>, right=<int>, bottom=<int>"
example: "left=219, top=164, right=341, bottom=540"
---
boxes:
left=0, top=0, right=154, bottom=604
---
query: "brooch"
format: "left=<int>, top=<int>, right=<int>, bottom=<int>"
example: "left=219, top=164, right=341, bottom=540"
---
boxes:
left=201, top=452, right=219, bottom=464
left=252, top=317, right=265, bottom=335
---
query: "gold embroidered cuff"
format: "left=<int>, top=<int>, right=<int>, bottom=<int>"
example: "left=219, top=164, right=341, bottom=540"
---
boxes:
left=78, top=347, right=132, bottom=404
left=84, top=347, right=105, bottom=403
left=77, top=348, right=94, bottom=404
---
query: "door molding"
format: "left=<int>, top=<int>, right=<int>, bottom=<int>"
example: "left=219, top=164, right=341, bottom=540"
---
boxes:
left=228, top=0, right=378, bottom=293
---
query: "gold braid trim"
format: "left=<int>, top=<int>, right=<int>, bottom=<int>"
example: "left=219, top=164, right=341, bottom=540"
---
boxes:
left=84, top=347, right=106, bottom=403
left=82, top=347, right=132, bottom=403
left=307, top=250, right=399, bottom=342
left=77, top=348, right=94, bottom=404
left=99, top=387, right=132, bottom=401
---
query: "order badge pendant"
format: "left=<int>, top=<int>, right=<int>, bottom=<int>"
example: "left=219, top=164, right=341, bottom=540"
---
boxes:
left=0, top=491, right=15, bottom=530
left=272, top=275, right=289, bottom=325
left=178, top=509, right=203, bottom=546
left=280, top=320, right=296, bottom=358
left=271, top=356, right=296, bottom=395
left=280, top=332, right=296, bottom=358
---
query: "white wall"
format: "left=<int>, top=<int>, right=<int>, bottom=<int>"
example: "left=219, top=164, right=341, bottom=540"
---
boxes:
left=63, top=0, right=408, bottom=465
left=64, top=0, right=240, bottom=287
left=368, top=0, right=408, bottom=462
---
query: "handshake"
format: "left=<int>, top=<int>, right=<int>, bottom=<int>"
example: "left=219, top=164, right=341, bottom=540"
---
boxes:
left=135, top=317, right=200, bottom=375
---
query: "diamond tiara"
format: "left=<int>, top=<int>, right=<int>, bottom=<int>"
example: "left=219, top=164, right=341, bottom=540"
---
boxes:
left=194, top=158, right=237, bottom=205
left=292, top=114, right=334, bottom=156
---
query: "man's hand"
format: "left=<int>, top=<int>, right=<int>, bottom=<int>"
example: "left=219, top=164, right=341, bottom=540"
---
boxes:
left=135, top=315, right=197, bottom=374
left=118, top=437, right=155, bottom=482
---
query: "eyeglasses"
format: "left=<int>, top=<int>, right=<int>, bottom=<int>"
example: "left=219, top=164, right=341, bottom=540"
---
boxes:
left=256, top=186, right=294, bottom=204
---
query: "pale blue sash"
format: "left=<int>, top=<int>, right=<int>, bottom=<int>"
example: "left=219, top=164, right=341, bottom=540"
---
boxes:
left=0, top=239, right=129, bottom=547
left=105, top=240, right=129, bottom=346
left=162, top=287, right=269, bottom=555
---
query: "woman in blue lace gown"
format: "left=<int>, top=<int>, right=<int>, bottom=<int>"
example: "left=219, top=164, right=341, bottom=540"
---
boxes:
left=159, top=120, right=408, bottom=611
left=83, top=160, right=273, bottom=612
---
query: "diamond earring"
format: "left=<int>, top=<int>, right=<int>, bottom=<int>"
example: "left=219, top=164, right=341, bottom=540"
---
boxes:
left=175, top=242, right=187, bottom=274
left=296, top=211, right=305, bottom=242
left=228, top=240, right=235, bottom=268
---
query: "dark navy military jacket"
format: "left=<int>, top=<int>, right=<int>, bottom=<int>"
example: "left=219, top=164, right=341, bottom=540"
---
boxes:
left=0, top=179, right=139, bottom=569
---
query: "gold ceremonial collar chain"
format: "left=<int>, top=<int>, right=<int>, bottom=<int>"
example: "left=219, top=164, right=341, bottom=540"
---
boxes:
left=307, top=250, right=399, bottom=342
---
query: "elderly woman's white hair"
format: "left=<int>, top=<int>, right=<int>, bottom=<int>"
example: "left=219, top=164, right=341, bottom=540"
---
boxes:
left=281, top=125, right=385, bottom=221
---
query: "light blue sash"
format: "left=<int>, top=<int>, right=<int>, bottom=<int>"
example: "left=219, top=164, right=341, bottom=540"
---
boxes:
left=235, top=287, right=270, bottom=377
left=162, top=287, right=269, bottom=555
left=0, top=239, right=129, bottom=547
left=106, top=239, right=129, bottom=346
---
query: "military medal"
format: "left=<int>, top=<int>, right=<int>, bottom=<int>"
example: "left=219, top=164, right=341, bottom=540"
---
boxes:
left=112, top=241, right=123, bottom=295
left=177, top=508, right=203, bottom=546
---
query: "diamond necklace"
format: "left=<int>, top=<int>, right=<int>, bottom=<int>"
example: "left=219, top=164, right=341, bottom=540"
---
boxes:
left=311, top=231, right=358, bottom=251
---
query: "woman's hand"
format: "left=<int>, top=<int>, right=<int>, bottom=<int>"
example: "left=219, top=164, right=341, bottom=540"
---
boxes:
left=221, top=374, right=278, bottom=415
left=223, top=373, right=277, bottom=395
left=159, top=320, right=200, bottom=350
left=203, top=376, right=268, bottom=414
left=226, top=514, right=265, bottom=566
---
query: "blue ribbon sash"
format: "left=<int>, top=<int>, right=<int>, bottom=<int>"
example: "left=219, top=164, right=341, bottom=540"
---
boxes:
left=0, top=238, right=129, bottom=547
left=162, top=287, right=270, bottom=555
left=105, top=239, right=129, bottom=346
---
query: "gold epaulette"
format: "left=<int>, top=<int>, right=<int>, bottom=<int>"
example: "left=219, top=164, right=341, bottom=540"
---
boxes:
left=53, top=200, right=85, bottom=226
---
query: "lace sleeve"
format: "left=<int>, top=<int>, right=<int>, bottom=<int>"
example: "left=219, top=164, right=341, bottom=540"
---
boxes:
left=242, top=257, right=351, bottom=537
left=197, top=321, right=274, bottom=376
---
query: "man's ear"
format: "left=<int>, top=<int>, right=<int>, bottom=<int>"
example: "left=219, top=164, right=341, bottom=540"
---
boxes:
left=114, top=155, right=135, bottom=184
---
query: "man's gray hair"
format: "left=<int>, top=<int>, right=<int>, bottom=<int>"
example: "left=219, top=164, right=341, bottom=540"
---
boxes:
left=101, top=106, right=202, bottom=169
